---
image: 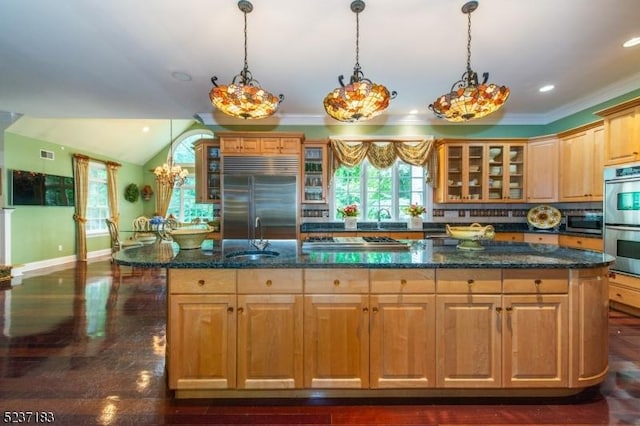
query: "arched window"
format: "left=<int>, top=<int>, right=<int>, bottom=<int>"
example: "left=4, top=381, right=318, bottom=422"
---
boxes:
left=165, top=129, right=215, bottom=222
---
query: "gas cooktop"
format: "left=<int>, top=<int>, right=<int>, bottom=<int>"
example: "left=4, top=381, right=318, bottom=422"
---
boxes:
left=301, top=236, right=410, bottom=251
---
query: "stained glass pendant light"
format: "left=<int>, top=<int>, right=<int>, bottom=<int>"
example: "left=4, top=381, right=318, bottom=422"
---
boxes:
left=323, top=0, right=396, bottom=122
left=429, top=1, right=509, bottom=122
left=209, top=0, right=283, bottom=119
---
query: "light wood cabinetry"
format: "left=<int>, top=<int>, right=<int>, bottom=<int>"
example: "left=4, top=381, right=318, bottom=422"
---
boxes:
left=436, top=269, right=569, bottom=388
left=558, top=235, right=603, bottom=251
left=166, top=265, right=608, bottom=398
left=369, top=269, right=436, bottom=388
left=167, top=269, right=237, bottom=390
left=436, top=140, right=526, bottom=203
left=527, top=136, right=559, bottom=202
left=218, top=132, right=303, bottom=155
left=608, top=271, right=640, bottom=314
left=596, top=97, right=640, bottom=165
left=301, top=141, right=329, bottom=203
left=558, top=123, right=604, bottom=202
left=494, top=232, right=524, bottom=242
left=194, top=138, right=222, bottom=204
left=524, top=232, right=559, bottom=245
left=303, top=269, right=369, bottom=389
left=236, top=269, right=303, bottom=389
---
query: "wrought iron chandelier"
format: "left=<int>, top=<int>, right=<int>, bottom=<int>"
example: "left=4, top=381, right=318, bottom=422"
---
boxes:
left=209, top=0, right=283, bottom=120
left=429, top=1, right=510, bottom=122
left=323, top=0, right=396, bottom=122
left=154, top=120, right=188, bottom=187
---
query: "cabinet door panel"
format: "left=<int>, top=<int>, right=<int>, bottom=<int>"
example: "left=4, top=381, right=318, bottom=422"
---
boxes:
left=370, top=295, right=436, bottom=388
left=237, top=294, right=303, bottom=389
left=436, top=295, right=502, bottom=387
left=503, top=295, right=568, bottom=387
left=304, top=294, right=369, bottom=388
left=168, top=295, right=236, bottom=389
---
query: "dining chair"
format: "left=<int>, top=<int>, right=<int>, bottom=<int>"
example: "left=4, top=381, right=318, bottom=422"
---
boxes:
left=105, top=218, right=143, bottom=260
left=132, top=216, right=156, bottom=244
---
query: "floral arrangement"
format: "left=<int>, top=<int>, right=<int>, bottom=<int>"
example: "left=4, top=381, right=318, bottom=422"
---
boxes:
left=337, top=204, right=359, bottom=218
left=404, top=203, right=426, bottom=217
left=149, top=215, right=165, bottom=226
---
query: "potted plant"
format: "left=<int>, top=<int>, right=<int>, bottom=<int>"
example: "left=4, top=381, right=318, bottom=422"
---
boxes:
left=337, top=204, right=359, bottom=230
left=403, top=203, right=425, bottom=230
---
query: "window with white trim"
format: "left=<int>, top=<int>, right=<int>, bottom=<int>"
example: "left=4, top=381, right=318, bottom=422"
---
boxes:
left=86, top=161, right=109, bottom=235
left=332, top=159, right=427, bottom=221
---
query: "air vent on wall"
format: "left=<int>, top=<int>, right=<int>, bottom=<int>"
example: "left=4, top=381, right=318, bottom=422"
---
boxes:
left=40, top=149, right=54, bottom=160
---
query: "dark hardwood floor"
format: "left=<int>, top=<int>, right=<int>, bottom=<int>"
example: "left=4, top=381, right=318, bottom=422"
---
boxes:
left=1, top=260, right=639, bottom=425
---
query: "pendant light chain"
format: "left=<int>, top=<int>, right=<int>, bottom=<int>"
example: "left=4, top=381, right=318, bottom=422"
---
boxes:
left=354, top=10, right=360, bottom=71
left=242, top=9, right=249, bottom=78
left=466, top=10, right=472, bottom=76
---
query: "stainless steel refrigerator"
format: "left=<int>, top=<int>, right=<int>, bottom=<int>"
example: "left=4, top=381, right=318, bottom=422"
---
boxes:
left=222, top=156, right=299, bottom=240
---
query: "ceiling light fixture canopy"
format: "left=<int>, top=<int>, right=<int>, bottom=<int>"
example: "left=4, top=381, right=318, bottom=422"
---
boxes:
left=209, top=0, right=283, bottom=120
left=323, top=0, right=396, bottom=122
left=429, top=1, right=509, bottom=122
left=154, top=120, right=188, bottom=187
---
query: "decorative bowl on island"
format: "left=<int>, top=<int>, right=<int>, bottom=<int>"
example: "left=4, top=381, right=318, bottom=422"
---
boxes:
left=168, top=226, right=212, bottom=250
left=446, top=223, right=495, bottom=251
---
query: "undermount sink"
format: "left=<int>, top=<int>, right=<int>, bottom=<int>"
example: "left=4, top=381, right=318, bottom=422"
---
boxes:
left=225, top=250, right=280, bottom=261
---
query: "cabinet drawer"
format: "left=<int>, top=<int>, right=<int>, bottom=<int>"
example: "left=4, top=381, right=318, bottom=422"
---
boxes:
left=237, top=269, right=303, bottom=293
left=169, top=269, right=236, bottom=294
left=304, top=269, right=369, bottom=293
left=609, top=284, right=640, bottom=309
left=608, top=271, right=640, bottom=291
left=503, top=269, right=568, bottom=293
left=523, top=233, right=559, bottom=245
left=370, top=269, right=435, bottom=293
left=558, top=235, right=603, bottom=251
left=436, top=269, right=502, bottom=293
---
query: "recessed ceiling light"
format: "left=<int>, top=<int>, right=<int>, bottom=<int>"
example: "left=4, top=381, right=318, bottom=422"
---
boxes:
left=142, top=126, right=150, bottom=133
left=409, top=109, right=419, bottom=115
left=623, top=36, right=640, bottom=48
left=171, top=71, right=192, bottom=81
left=539, top=85, right=555, bottom=93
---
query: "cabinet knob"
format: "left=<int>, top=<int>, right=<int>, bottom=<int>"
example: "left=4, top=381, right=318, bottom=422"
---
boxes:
left=198, top=279, right=205, bottom=286
left=265, top=279, right=272, bottom=287
left=227, top=307, right=234, bottom=313
left=238, top=307, right=244, bottom=314
left=467, top=279, right=474, bottom=285
left=372, top=307, right=379, bottom=313
left=506, top=306, right=513, bottom=312
left=496, top=307, right=503, bottom=313
left=363, top=307, right=369, bottom=313
left=534, top=279, right=542, bottom=285
left=333, top=279, right=340, bottom=287
left=400, top=279, right=407, bottom=286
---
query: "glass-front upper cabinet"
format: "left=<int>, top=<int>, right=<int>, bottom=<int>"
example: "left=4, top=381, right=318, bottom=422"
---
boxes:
left=488, top=142, right=526, bottom=202
left=440, top=143, right=485, bottom=202
left=302, top=142, right=328, bottom=203
left=194, top=138, right=221, bottom=203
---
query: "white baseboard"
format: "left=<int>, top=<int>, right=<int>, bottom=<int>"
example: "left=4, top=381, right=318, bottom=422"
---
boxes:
left=11, top=249, right=112, bottom=277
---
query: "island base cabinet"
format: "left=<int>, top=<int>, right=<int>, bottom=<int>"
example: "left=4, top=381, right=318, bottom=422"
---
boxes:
left=502, top=295, right=568, bottom=388
left=303, top=294, right=369, bottom=389
left=168, top=294, right=236, bottom=390
left=237, top=295, right=304, bottom=389
left=370, top=295, right=436, bottom=388
left=436, top=295, right=502, bottom=388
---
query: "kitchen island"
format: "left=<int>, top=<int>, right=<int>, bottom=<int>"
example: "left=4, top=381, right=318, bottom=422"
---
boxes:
left=115, top=240, right=614, bottom=399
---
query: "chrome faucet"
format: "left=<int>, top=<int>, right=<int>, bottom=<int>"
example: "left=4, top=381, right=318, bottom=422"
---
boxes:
left=250, top=216, right=270, bottom=251
left=377, top=208, right=391, bottom=228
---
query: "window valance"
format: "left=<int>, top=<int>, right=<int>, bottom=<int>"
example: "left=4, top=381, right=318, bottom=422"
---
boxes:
left=330, top=137, right=439, bottom=184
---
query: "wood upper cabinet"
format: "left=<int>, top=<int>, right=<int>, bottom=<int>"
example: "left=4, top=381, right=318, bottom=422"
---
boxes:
left=558, top=123, right=604, bottom=202
left=218, top=132, right=303, bottom=155
left=527, top=136, right=559, bottom=203
left=236, top=269, right=303, bottom=389
left=436, top=140, right=526, bottom=203
left=194, top=138, right=221, bottom=204
left=596, top=98, right=640, bottom=165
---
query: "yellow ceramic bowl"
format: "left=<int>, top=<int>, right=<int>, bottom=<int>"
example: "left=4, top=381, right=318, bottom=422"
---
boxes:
left=169, top=226, right=212, bottom=250
left=446, top=223, right=495, bottom=241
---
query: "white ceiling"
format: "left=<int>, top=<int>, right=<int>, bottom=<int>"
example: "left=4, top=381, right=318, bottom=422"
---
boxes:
left=1, top=0, right=639, bottom=165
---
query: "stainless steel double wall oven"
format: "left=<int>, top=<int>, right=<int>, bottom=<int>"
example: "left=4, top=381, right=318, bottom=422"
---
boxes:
left=604, top=162, right=640, bottom=276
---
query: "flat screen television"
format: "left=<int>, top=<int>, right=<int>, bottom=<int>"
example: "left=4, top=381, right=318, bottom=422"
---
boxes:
left=10, top=169, right=75, bottom=206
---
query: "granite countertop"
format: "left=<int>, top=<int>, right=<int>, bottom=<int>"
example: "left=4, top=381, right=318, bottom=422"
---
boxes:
left=114, top=239, right=614, bottom=270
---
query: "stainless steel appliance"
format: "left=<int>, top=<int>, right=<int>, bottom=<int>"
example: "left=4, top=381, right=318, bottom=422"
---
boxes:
left=223, top=156, right=299, bottom=240
left=565, top=213, right=603, bottom=234
left=604, top=162, right=640, bottom=276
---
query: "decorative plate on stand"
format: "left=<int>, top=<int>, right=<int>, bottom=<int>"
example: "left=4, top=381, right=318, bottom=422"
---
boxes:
left=527, top=205, right=561, bottom=230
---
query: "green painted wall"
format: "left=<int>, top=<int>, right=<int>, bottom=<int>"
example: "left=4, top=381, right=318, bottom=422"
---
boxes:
left=4, top=132, right=145, bottom=265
